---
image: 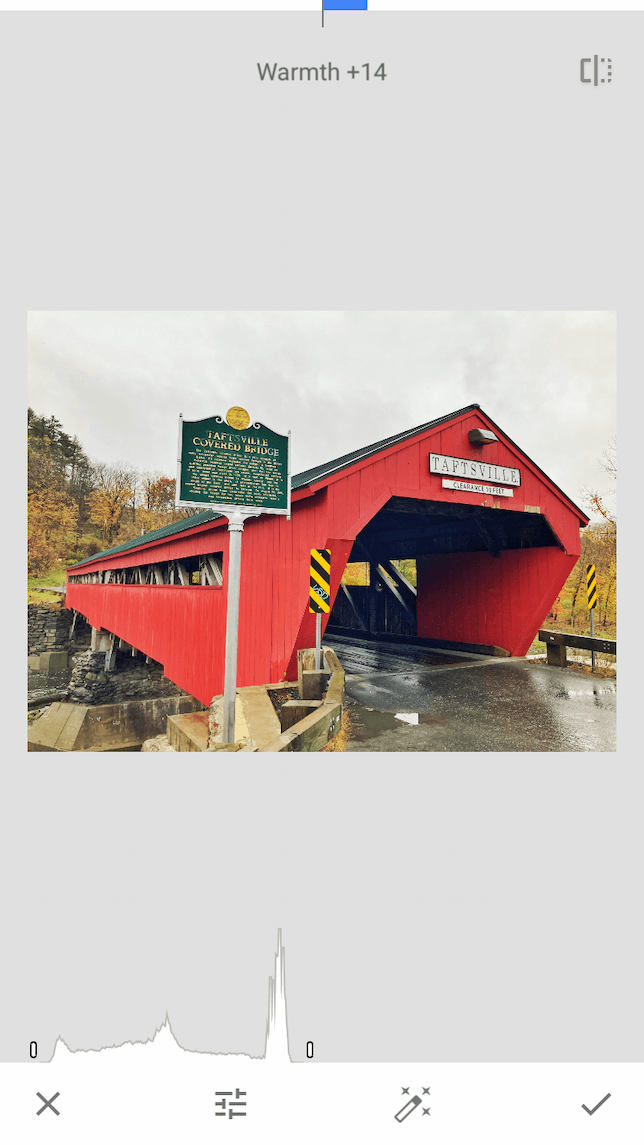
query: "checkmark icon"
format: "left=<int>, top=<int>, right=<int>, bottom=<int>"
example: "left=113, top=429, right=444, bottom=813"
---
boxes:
left=582, top=1093, right=611, bottom=1116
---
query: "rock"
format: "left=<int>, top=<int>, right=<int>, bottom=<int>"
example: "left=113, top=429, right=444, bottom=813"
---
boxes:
left=141, top=734, right=176, bottom=752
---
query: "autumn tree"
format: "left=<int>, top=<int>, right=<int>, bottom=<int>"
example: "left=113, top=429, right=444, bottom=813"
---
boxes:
left=28, top=409, right=77, bottom=472
left=28, top=410, right=209, bottom=574
left=28, top=489, right=78, bottom=576
left=68, top=452, right=98, bottom=545
left=140, top=471, right=165, bottom=512
left=582, top=435, right=616, bottom=524
left=148, top=475, right=176, bottom=512
left=546, top=437, right=616, bottom=635
left=28, top=409, right=87, bottom=573
left=582, top=436, right=616, bottom=628
left=87, top=462, right=137, bottom=545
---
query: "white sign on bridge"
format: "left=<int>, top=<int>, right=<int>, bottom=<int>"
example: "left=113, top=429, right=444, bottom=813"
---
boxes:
left=442, top=479, right=514, bottom=497
left=430, top=452, right=521, bottom=487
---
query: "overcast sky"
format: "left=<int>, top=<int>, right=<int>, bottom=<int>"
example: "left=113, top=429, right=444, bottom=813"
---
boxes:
left=27, top=311, right=616, bottom=518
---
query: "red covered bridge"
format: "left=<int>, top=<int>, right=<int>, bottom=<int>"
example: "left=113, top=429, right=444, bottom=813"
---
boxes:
left=66, top=404, right=589, bottom=707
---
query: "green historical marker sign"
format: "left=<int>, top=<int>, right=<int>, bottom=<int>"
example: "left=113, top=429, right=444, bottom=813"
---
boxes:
left=176, top=410, right=291, bottom=516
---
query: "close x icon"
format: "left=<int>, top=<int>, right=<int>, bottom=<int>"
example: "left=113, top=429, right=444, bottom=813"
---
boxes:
left=36, top=1092, right=60, bottom=1116
left=580, top=56, right=612, bottom=84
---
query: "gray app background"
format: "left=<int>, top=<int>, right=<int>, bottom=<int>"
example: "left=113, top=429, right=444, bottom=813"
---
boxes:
left=3, top=755, right=639, bottom=1061
left=2, top=11, right=640, bottom=1062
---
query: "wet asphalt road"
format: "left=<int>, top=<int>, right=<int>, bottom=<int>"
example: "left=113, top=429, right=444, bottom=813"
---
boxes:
left=327, top=635, right=616, bottom=752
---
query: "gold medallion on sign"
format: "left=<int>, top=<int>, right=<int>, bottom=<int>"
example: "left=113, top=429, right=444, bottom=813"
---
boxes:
left=226, top=406, right=251, bottom=430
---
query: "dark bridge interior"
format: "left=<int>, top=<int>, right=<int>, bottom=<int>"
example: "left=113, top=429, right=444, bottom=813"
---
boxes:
left=347, top=496, right=562, bottom=562
left=329, top=496, right=562, bottom=641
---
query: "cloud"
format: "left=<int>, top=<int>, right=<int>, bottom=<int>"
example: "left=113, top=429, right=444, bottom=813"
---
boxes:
left=28, top=311, right=616, bottom=512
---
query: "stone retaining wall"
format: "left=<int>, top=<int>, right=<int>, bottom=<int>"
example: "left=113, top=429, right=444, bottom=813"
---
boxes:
left=67, top=648, right=182, bottom=706
left=28, top=603, right=92, bottom=655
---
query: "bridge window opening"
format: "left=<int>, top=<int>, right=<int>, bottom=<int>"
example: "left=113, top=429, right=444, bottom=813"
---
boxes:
left=67, top=552, right=224, bottom=588
left=341, top=560, right=417, bottom=588
left=341, top=562, right=370, bottom=586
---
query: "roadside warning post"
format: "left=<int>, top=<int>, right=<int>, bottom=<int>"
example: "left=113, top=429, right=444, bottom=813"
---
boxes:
left=309, top=548, right=331, bottom=670
left=176, top=407, right=291, bottom=743
left=587, top=563, right=597, bottom=673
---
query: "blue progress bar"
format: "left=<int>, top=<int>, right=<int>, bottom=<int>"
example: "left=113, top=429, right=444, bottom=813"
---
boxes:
left=324, top=0, right=367, bottom=8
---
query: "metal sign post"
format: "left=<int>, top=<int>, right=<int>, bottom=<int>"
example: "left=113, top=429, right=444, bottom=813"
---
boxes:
left=587, top=563, right=597, bottom=673
left=309, top=548, right=331, bottom=671
left=223, top=509, right=259, bottom=743
left=176, top=407, right=291, bottom=746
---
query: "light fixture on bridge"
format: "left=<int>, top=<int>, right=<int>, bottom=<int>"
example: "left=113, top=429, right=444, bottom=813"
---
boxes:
left=468, top=428, right=499, bottom=445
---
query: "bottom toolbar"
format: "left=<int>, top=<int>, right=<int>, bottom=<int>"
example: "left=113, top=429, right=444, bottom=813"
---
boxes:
left=2, top=1047, right=641, bottom=1145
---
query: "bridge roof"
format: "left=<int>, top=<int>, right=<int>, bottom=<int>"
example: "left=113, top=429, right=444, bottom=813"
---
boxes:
left=67, top=402, right=587, bottom=569
left=291, top=403, right=482, bottom=490
left=67, top=508, right=223, bottom=569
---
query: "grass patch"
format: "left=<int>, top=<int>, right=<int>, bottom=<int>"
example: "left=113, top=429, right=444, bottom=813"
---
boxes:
left=28, top=590, right=64, bottom=605
left=527, top=656, right=616, bottom=680
left=29, top=567, right=66, bottom=589
left=28, top=565, right=67, bottom=604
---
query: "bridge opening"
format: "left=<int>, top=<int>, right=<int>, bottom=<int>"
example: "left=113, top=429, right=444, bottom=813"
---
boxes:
left=328, top=496, right=563, bottom=646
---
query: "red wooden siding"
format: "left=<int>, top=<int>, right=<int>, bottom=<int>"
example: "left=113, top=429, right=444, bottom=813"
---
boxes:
left=66, top=409, right=587, bottom=705
left=416, top=548, right=577, bottom=657
left=65, top=584, right=227, bottom=702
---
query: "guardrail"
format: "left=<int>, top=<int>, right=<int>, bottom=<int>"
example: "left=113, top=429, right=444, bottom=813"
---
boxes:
left=538, top=629, right=616, bottom=668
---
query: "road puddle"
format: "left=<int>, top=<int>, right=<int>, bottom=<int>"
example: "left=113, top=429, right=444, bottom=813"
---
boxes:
left=347, top=700, right=449, bottom=745
left=554, top=685, right=616, bottom=700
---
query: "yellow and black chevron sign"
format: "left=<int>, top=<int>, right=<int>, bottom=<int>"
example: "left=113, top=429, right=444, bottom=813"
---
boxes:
left=309, top=548, right=331, bottom=613
left=587, top=563, right=597, bottom=610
